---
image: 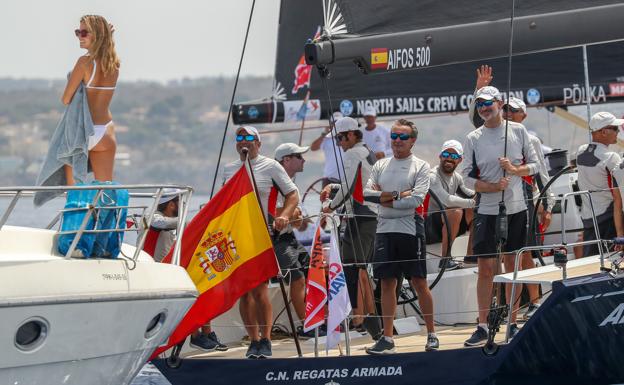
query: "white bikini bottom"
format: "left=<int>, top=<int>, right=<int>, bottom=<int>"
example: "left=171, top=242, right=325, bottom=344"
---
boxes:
left=88, top=121, right=113, bottom=150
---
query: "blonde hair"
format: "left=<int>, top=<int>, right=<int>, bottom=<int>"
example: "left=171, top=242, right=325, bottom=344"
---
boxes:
left=80, top=15, right=120, bottom=76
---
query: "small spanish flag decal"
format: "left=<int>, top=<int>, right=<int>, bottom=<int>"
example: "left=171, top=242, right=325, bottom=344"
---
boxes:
left=371, top=48, right=388, bottom=70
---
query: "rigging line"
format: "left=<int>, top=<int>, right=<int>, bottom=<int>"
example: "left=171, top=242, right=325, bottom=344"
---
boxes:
left=208, top=0, right=256, bottom=199
left=500, top=0, right=516, bottom=206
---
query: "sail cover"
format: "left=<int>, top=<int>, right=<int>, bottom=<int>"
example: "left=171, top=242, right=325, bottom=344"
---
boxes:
left=233, top=0, right=624, bottom=124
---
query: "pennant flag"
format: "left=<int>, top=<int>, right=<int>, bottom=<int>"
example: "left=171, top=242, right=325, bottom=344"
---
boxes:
left=150, top=165, right=279, bottom=359
left=326, top=221, right=352, bottom=350
left=304, top=221, right=327, bottom=332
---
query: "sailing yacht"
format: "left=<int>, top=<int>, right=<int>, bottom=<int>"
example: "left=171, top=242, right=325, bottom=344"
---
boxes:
left=0, top=185, right=197, bottom=385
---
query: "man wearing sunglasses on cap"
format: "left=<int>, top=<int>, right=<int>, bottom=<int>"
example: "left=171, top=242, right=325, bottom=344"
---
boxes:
left=319, top=117, right=380, bottom=339
left=427, top=140, right=475, bottom=271
left=577, top=112, right=624, bottom=257
left=273, top=143, right=316, bottom=338
left=363, top=119, right=438, bottom=354
left=222, top=126, right=299, bottom=359
left=461, top=86, right=539, bottom=346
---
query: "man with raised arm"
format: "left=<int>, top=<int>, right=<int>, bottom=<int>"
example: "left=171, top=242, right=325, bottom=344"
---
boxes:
left=319, top=116, right=379, bottom=339
left=461, top=86, right=539, bottom=347
left=222, top=126, right=299, bottom=359
left=362, top=106, right=393, bottom=160
left=363, top=119, right=438, bottom=354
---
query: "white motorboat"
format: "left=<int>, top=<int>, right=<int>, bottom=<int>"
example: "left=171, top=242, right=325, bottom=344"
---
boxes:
left=0, top=185, right=198, bottom=385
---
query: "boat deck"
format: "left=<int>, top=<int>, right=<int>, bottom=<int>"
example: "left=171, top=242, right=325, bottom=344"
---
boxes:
left=494, top=255, right=603, bottom=284
left=182, top=324, right=514, bottom=360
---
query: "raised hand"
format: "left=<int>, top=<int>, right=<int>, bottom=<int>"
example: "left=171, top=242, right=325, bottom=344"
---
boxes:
left=476, top=65, right=493, bottom=90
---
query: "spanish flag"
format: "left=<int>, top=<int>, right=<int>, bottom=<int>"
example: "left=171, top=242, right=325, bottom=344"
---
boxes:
left=371, top=48, right=388, bottom=70
left=151, top=165, right=279, bottom=358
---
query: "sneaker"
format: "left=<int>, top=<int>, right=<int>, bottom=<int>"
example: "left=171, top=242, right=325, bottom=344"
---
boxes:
left=464, top=326, right=488, bottom=347
left=439, top=258, right=460, bottom=271
left=508, top=323, right=520, bottom=340
left=365, top=336, right=396, bottom=355
left=189, top=333, right=218, bottom=352
left=245, top=340, right=260, bottom=359
left=524, top=303, right=540, bottom=320
left=206, top=331, right=228, bottom=351
left=257, top=338, right=272, bottom=358
left=296, top=326, right=315, bottom=339
left=425, top=333, right=439, bottom=351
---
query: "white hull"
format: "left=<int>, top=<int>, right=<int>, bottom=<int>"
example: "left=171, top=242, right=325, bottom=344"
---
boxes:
left=0, top=225, right=197, bottom=385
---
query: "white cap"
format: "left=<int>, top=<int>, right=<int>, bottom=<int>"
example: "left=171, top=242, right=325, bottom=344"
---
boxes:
left=506, top=96, right=526, bottom=113
left=236, top=125, right=261, bottom=141
left=363, top=105, right=377, bottom=117
left=441, top=140, right=463, bottom=156
left=158, top=188, right=181, bottom=205
left=335, top=117, right=360, bottom=133
left=332, top=111, right=343, bottom=120
left=589, top=111, right=624, bottom=132
left=475, top=86, right=502, bottom=101
left=274, top=143, right=310, bottom=161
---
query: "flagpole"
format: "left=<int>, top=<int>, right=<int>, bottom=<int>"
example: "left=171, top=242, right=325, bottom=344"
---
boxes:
left=242, top=150, right=303, bottom=357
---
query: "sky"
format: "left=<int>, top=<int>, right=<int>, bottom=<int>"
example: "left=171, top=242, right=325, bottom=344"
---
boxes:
left=0, top=0, right=280, bottom=82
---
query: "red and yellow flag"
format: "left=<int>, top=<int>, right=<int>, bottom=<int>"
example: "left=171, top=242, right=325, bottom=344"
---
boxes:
left=151, top=165, right=278, bottom=358
left=303, top=223, right=327, bottom=332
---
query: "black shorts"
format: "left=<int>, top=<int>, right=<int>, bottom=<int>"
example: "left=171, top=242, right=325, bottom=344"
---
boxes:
left=341, top=217, right=377, bottom=267
left=582, top=217, right=615, bottom=257
left=373, top=232, right=427, bottom=280
left=425, top=210, right=470, bottom=245
left=473, top=210, right=528, bottom=258
left=273, top=232, right=309, bottom=282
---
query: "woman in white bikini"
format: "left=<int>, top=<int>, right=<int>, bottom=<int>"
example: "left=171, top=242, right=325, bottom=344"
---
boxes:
left=62, top=14, right=119, bottom=183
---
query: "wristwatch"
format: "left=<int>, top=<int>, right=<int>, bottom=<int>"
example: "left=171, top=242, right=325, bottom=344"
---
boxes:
left=392, top=191, right=400, bottom=201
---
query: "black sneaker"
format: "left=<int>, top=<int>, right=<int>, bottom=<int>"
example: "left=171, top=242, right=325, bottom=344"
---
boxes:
left=257, top=338, right=272, bottom=358
left=296, top=326, right=315, bottom=339
left=439, top=258, right=460, bottom=271
left=365, top=336, right=396, bottom=355
left=189, top=333, right=218, bottom=352
left=508, top=323, right=520, bottom=340
left=245, top=340, right=260, bottom=359
left=425, top=333, right=439, bottom=351
left=206, top=331, right=228, bottom=351
left=464, top=327, right=488, bottom=347
left=524, top=303, right=540, bottom=320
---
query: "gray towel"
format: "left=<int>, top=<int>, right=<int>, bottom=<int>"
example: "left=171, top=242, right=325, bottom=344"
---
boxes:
left=34, top=83, right=94, bottom=207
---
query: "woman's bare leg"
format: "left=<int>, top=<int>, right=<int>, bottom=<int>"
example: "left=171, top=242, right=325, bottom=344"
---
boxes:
left=89, top=125, right=116, bottom=182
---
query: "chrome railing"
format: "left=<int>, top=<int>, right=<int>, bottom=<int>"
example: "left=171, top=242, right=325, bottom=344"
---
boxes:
left=0, top=184, right=193, bottom=264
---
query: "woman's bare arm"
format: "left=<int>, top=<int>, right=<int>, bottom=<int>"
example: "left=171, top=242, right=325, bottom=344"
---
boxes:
left=61, top=57, right=89, bottom=105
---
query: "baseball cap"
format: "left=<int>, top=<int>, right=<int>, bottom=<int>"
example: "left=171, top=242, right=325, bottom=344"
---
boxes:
left=335, top=117, right=360, bottom=133
left=236, top=125, right=261, bottom=141
left=475, top=86, right=502, bottom=101
left=158, top=188, right=181, bottom=205
left=363, top=105, right=377, bottom=117
left=589, top=111, right=624, bottom=132
left=506, top=96, right=526, bottom=112
left=440, top=140, right=463, bottom=156
left=274, top=143, right=310, bottom=161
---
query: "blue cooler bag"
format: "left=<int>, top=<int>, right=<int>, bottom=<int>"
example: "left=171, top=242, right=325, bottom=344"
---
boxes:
left=58, top=182, right=129, bottom=258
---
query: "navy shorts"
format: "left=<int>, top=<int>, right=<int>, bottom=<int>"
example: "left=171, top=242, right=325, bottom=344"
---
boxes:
left=273, top=232, right=309, bottom=282
left=473, top=210, right=528, bottom=258
left=373, top=232, right=427, bottom=280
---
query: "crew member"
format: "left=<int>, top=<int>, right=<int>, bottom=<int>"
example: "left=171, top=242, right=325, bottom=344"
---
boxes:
left=362, top=106, right=392, bottom=160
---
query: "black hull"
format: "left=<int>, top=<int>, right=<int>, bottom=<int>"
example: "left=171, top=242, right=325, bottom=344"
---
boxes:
left=154, top=273, right=624, bottom=385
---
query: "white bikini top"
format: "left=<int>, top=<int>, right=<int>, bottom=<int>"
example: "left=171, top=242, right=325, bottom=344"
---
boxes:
left=86, top=60, right=116, bottom=90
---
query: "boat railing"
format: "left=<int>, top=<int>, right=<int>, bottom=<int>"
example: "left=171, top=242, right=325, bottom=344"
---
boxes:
left=0, top=184, right=193, bottom=265
left=505, top=189, right=609, bottom=342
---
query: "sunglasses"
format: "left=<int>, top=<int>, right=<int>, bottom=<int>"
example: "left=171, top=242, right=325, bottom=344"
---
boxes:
left=286, top=153, right=303, bottom=159
left=390, top=132, right=412, bottom=141
left=74, top=29, right=90, bottom=38
left=440, top=151, right=462, bottom=160
left=336, top=133, right=348, bottom=141
left=236, top=134, right=257, bottom=142
left=502, top=105, right=521, bottom=113
left=475, top=99, right=495, bottom=108
left=604, top=126, right=619, bottom=132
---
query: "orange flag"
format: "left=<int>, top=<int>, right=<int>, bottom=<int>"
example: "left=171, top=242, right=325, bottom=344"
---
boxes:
left=303, top=222, right=327, bottom=332
left=151, top=165, right=279, bottom=358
